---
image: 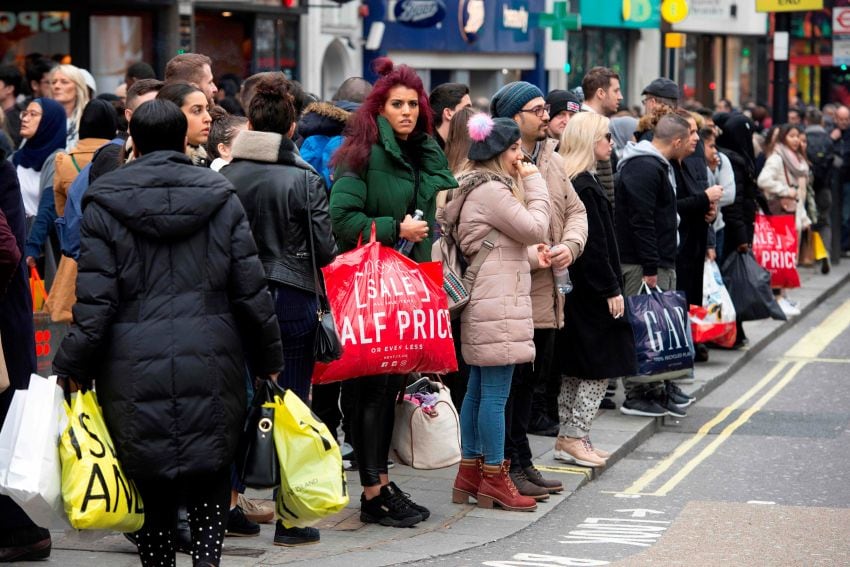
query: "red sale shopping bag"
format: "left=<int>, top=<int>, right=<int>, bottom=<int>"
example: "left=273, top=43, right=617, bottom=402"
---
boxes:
left=752, top=213, right=800, bottom=289
left=312, top=225, right=458, bottom=385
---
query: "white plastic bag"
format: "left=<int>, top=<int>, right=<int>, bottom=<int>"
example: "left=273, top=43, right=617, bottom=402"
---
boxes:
left=0, top=374, right=68, bottom=527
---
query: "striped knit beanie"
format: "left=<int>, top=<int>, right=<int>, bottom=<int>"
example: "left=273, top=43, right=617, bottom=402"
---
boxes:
left=490, top=81, right=545, bottom=119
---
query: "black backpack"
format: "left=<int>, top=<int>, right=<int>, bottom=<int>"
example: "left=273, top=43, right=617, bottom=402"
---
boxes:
left=806, top=128, right=834, bottom=181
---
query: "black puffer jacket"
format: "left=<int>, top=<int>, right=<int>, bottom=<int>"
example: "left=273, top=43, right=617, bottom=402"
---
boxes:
left=223, top=130, right=336, bottom=293
left=53, top=151, right=283, bottom=481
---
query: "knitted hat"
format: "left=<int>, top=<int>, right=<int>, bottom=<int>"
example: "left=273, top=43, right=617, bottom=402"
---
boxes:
left=467, top=113, right=521, bottom=162
left=642, top=77, right=679, bottom=101
left=545, top=89, right=582, bottom=116
left=490, top=81, right=545, bottom=119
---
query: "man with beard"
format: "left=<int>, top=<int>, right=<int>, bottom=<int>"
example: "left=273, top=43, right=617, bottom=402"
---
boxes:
left=490, top=81, right=588, bottom=500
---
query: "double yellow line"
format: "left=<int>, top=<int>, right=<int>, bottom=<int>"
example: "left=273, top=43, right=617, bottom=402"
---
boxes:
left=618, top=297, right=850, bottom=497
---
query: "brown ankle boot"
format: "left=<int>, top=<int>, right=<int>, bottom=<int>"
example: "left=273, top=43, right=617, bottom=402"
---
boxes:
left=477, top=460, right=537, bottom=512
left=452, top=456, right=483, bottom=504
left=509, top=466, right=549, bottom=501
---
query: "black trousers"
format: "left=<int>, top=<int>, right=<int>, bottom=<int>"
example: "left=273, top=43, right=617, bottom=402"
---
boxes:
left=350, top=373, right=405, bottom=486
left=505, top=328, right=556, bottom=469
left=134, top=468, right=231, bottom=567
left=311, top=382, right=355, bottom=445
left=532, top=326, right=566, bottom=423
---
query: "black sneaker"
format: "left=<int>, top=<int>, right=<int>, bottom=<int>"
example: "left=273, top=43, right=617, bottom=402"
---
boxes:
left=599, top=398, right=616, bottom=410
left=620, top=396, right=667, bottom=417
left=273, top=521, right=320, bottom=546
left=360, top=485, right=423, bottom=527
left=226, top=506, right=261, bottom=537
left=666, top=381, right=695, bottom=407
left=656, top=393, right=687, bottom=418
left=388, top=481, right=430, bottom=521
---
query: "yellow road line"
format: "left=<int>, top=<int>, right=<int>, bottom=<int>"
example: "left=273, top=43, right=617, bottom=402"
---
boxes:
left=535, top=464, right=593, bottom=479
left=621, top=361, right=789, bottom=495
left=621, top=296, right=850, bottom=496
left=653, top=360, right=806, bottom=496
left=781, top=356, right=850, bottom=364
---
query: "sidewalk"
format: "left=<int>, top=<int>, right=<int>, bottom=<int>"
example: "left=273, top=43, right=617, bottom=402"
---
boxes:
left=35, top=259, right=850, bottom=567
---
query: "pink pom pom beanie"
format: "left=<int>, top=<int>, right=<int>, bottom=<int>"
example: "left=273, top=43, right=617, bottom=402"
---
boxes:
left=467, top=115, right=520, bottom=162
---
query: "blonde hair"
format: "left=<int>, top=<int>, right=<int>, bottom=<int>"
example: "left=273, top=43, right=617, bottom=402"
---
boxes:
left=462, top=155, right=525, bottom=204
left=560, top=112, right=610, bottom=180
left=49, top=64, right=90, bottom=131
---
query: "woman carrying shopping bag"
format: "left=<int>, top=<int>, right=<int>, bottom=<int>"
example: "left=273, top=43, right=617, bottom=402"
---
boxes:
left=53, top=99, right=283, bottom=567
left=554, top=112, right=637, bottom=468
left=222, top=74, right=336, bottom=546
left=757, top=124, right=808, bottom=317
left=329, top=58, right=457, bottom=528
left=446, top=113, right=550, bottom=512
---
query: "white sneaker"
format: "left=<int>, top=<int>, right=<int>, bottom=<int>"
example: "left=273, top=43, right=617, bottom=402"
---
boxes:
left=778, top=297, right=801, bottom=317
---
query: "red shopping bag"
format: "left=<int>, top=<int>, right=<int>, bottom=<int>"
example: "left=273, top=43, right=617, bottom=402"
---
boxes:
left=312, top=225, right=458, bottom=385
left=752, top=213, right=800, bottom=289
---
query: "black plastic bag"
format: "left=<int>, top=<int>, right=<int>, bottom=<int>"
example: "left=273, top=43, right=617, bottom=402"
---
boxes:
left=235, top=378, right=287, bottom=488
left=721, top=250, right=787, bottom=322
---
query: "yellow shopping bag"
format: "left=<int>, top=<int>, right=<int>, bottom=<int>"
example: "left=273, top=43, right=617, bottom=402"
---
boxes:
left=59, top=391, right=144, bottom=531
left=271, top=390, right=348, bottom=528
left=813, top=231, right=829, bottom=261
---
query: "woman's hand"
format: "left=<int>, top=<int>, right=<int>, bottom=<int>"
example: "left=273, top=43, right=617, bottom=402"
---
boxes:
left=517, top=161, right=539, bottom=179
left=26, top=256, right=36, bottom=268
left=607, top=294, right=625, bottom=319
left=536, top=243, right=551, bottom=268
left=787, top=188, right=798, bottom=200
left=706, top=247, right=717, bottom=262
left=399, top=214, right=429, bottom=242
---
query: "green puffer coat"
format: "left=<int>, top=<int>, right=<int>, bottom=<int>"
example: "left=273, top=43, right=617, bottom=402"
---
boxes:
left=330, top=116, right=458, bottom=262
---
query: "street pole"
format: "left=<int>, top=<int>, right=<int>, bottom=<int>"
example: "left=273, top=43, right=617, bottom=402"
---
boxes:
left=772, top=12, right=790, bottom=125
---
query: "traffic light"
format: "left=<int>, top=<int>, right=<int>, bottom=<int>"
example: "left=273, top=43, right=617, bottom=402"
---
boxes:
left=563, top=62, right=571, bottom=74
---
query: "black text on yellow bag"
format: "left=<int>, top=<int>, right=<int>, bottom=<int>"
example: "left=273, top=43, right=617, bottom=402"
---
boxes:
left=59, top=391, right=144, bottom=531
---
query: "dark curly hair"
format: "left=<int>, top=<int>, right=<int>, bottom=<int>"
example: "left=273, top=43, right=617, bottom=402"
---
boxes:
left=248, top=74, right=296, bottom=135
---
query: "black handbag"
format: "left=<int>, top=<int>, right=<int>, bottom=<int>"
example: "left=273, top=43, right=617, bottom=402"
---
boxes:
left=235, top=378, right=286, bottom=488
left=305, top=172, right=343, bottom=363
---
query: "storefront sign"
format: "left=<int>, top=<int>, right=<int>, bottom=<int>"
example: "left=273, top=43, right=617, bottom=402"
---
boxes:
left=459, top=0, right=485, bottom=43
left=583, top=0, right=661, bottom=29
left=0, top=11, right=69, bottom=33
left=502, top=4, right=530, bottom=34
left=834, top=37, right=850, bottom=67
left=393, top=0, right=447, bottom=28
left=755, top=0, right=823, bottom=13
left=661, top=0, right=688, bottom=24
left=673, top=0, right=766, bottom=35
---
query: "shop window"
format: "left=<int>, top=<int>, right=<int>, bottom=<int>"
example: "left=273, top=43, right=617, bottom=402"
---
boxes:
left=0, top=11, right=69, bottom=66
left=89, top=14, right=153, bottom=96
left=195, top=10, right=252, bottom=80
left=255, top=16, right=298, bottom=80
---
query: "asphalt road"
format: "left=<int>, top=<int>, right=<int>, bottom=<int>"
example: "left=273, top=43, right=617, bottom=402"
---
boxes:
left=413, top=283, right=850, bottom=566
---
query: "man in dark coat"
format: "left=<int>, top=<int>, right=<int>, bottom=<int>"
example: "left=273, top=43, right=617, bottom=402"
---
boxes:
left=52, top=99, right=283, bottom=566
left=0, top=154, right=49, bottom=561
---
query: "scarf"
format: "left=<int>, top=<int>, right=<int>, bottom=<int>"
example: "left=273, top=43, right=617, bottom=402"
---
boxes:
left=775, top=143, right=809, bottom=180
left=12, top=98, right=68, bottom=171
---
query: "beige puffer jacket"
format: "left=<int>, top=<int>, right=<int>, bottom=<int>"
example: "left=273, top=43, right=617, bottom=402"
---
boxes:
left=447, top=169, right=551, bottom=367
left=527, top=139, right=588, bottom=329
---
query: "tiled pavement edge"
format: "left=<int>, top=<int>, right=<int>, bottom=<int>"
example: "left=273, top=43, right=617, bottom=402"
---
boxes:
left=40, top=259, right=850, bottom=567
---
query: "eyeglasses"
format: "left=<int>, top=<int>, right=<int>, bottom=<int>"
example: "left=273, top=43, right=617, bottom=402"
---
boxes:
left=641, top=97, right=655, bottom=105
left=19, top=110, right=42, bottom=120
left=518, top=104, right=550, bottom=118
left=604, top=132, right=612, bottom=142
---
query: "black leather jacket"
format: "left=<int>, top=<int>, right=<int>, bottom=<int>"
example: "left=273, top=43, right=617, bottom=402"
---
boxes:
left=223, top=130, right=337, bottom=293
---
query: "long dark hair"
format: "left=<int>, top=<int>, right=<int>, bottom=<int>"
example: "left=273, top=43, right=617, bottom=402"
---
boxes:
left=331, top=57, right=432, bottom=173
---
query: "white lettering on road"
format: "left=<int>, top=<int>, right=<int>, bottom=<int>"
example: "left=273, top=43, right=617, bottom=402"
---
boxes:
left=561, top=517, right=670, bottom=547
left=614, top=508, right=664, bottom=518
left=482, top=553, right=609, bottom=566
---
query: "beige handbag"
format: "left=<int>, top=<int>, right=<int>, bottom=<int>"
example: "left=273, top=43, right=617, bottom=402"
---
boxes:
left=0, top=331, right=9, bottom=393
left=391, top=378, right=461, bottom=470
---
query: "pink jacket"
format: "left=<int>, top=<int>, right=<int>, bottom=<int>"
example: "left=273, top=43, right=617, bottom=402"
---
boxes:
left=449, top=169, right=551, bottom=367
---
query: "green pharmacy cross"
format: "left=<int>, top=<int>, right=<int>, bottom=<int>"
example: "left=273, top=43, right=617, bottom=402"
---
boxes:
left=534, top=1, right=581, bottom=40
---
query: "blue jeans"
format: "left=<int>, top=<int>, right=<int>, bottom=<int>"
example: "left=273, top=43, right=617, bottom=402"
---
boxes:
left=460, top=364, right=515, bottom=465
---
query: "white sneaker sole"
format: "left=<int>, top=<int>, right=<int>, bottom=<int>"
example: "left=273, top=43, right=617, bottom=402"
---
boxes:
left=554, top=449, right=604, bottom=468
left=619, top=406, right=666, bottom=418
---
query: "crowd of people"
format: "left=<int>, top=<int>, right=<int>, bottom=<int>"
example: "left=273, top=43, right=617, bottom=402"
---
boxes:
left=0, top=51, right=840, bottom=566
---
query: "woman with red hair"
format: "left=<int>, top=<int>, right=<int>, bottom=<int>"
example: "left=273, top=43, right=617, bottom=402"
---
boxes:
left=329, top=58, right=457, bottom=527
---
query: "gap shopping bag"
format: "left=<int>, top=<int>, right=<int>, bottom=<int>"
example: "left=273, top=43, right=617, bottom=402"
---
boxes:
left=752, top=212, right=800, bottom=288
left=689, top=259, right=737, bottom=348
left=271, top=389, right=348, bottom=528
left=312, top=224, right=458, bottom=385
left=59, top=390, right=144, bottom=531
left=0, top=374, right=68, bottom=528
left=721, top=250, right=786, bottom=322
left=626, top=284, right=694, bottom=382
